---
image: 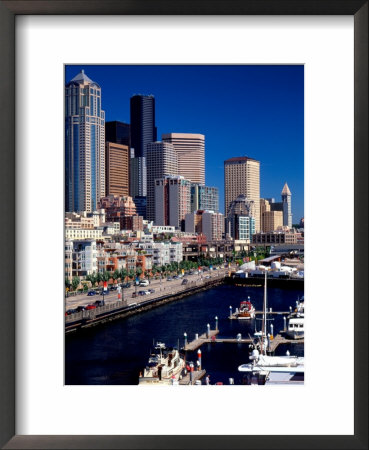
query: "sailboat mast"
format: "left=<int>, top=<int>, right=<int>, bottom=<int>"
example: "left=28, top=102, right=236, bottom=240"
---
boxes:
left=264, top=271, right=267, bottom=338
left=261, top=271, right=267, bottom=354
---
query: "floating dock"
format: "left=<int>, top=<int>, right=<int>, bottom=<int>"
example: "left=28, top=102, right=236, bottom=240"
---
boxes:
left=179, top=369, right=206, bottom=385
left=184, top=330, right=303, bottom=353
left=229, top=311, right=291, bottom=319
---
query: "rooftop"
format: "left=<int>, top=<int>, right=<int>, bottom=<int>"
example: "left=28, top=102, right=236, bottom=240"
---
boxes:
left=281, top=182, right=292, bottom=196
left=67, top=69, right=100, bottom=87
left=224, top=156, right=259, bottom=164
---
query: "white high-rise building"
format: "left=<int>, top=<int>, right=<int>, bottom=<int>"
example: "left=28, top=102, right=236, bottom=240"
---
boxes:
left=65, top=70, right=105, bottom=212
left=146, top=142, right=178, bottom=222
left=162, top=133, right=205, bottom=184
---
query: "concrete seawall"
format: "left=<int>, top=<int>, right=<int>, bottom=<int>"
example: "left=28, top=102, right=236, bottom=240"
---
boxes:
left=65, top=278, right=224, bottom=333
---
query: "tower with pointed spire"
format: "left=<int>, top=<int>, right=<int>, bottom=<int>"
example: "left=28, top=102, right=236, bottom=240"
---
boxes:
left=65, top=69, right=105, bottom=212
left=281, top=182, right=292, bottom=228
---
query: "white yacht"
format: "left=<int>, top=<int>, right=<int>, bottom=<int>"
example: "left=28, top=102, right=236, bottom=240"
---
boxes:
left=239, top=273, right=304, bottom=385
left=285, top=298, right=304, bottom=340
left=139, top=342, right=185, bottom=385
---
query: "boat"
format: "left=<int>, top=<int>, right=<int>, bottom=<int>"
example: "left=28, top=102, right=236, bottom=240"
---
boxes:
left=235, top=297, right=255, bottom=320
left=285, top=298, right=304, bottom=340
left=238, top=272, right=304, bottom=385
left=239, top=348, right=305, bottom=385
left=139, top=342, right=185, bottom=385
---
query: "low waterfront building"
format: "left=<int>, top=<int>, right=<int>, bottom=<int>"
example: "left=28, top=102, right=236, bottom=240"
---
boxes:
left=252, top=228, right=302, bottom=245
left=65, top=239, right=97, bottom=280
left=138, top=241, right=183, bottom=266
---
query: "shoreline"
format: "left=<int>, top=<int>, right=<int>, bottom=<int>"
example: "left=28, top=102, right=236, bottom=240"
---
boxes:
left=65, top=275, right=304, bottom=334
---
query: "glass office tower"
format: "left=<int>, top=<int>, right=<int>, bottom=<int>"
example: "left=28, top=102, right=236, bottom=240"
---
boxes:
left=65, top=70, right=105, bottom=212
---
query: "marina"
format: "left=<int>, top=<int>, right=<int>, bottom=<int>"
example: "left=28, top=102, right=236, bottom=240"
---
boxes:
left=66, top=284, right=304, bottom=385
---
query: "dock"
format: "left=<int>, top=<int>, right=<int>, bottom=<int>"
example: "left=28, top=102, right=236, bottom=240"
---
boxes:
left=229, top=311, right=291, bottom=319
left=184, top=330, right=303, bottom=353
left=184, top=330, right=219, bottom=351
left=268, top=333, right=304, bottom=352
left=179, top=369, right=206, bottom=385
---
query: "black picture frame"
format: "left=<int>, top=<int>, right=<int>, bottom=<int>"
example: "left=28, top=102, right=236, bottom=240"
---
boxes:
left=0, top=1, right=367, bottom=449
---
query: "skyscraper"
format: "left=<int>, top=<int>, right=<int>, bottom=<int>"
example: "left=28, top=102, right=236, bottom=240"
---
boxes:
left=130, top=95, right=157, bottom=158
left=146, top=142, right=178, bottom=222
left=224, top=156, right=260, bottom=231
left=65, top=70, right=105, bottom=212
left=105, top=142, right=130, bottom=197
left=162, top=133, right=205, bottom=184
left=225, top=194, right=256, bottom=240
left=130, top=95, right=157, bottom=209
left=154, top=175, right=191, bottom=229
left=190, top=184, right=219, bottom=212
left=105, top=121, right=130, bottom=147
left=281, top=182, right=293, bottom=228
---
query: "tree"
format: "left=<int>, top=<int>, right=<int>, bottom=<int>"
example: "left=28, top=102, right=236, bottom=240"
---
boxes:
left=71, top=276, right=80, bottom=291
left=112, top=269, right=120, bottom=281
left=120, top=268, right=128, bottom=282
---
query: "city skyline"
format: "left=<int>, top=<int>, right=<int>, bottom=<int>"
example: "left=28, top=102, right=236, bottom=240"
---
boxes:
left=65, top=65, right=304, bottom=221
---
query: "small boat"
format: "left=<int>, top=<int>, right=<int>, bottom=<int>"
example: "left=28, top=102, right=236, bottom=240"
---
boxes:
left=285, top=298, right=304, bottom=340
left=139, top=342, right=185, bottom=385
left=235, top=297, right=255, bottom=320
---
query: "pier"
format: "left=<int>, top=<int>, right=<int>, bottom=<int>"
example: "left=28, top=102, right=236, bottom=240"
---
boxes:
left=184, top=330, right=220, bottom=351
left=229, top=310, right=291, bottom=319
left=184, top=330, right=303, bottom=353
left=179, top=369, right=206, bottom=385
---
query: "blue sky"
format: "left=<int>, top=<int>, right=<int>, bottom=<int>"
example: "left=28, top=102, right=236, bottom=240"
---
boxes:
left=65, top=65, right=304, bottom=221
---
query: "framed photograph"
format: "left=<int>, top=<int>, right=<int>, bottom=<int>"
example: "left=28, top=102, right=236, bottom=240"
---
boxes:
left=1, top=1, right=367, bottom=449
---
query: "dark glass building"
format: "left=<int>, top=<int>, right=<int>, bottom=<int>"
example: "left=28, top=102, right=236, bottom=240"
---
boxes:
left=130, top=95, right=157, bottom=158
left=105, top=121, right=130, bottom=147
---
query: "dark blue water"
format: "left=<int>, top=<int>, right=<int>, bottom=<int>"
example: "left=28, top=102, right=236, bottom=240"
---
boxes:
left=65, top=284, right=304, bottom=385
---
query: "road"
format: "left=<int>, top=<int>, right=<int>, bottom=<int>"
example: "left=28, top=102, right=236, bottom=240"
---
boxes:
left=65, top=267, right=232, bottom=311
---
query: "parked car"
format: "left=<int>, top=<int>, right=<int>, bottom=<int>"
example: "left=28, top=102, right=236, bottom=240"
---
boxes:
left=109, top=286, right=117, bottom=291
left=144, top=290, right=151, bottom=295
left=139, top=279, right=149, bottom=287
left=167, top=277, right=173, bottom=281
left=76, top=305, right=86, bottom=312
left=148, top=289, right=155, bottom=294
left=181, top=278, right=188, bottom=285
left=100, top=290, right=109, bottom=295
left=85, top=305, right=96, bottom=310
left=173, top=275, right=180, bottom=280
left=138, top=290, right=146, bottom=296
left=87, top=291, right=96, bottom=296
left=94, top=300, right=104, bottom=307
left=122, top=282, right=131, bottom=288
left=66, top=309, right=77, bottom=315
